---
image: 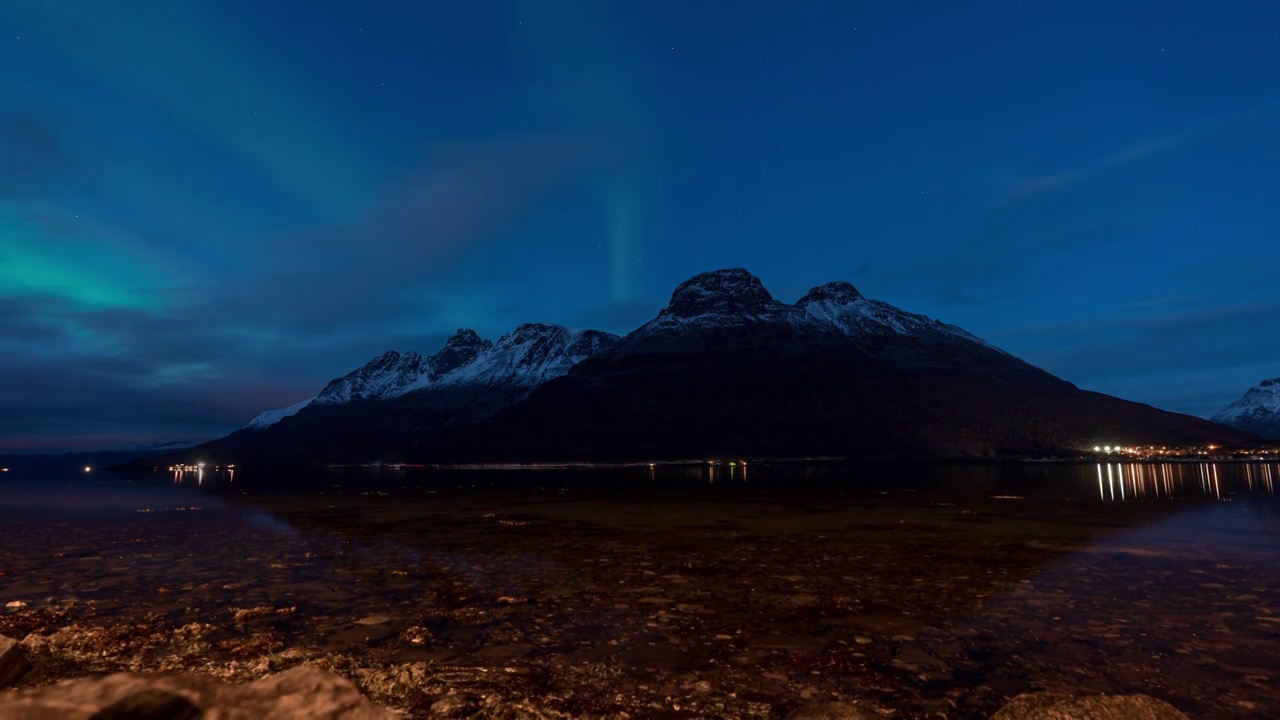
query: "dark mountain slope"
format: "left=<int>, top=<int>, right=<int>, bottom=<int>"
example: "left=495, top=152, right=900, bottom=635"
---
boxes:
left=422, top=270, right=1256, bottom=462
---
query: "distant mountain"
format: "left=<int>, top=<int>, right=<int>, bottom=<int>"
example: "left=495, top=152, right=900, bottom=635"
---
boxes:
left=1212, top=379, right=1280, bottom=439
left=174, top=269, right=1258, bottom=467
left=1, top=440, right=203, bottom=474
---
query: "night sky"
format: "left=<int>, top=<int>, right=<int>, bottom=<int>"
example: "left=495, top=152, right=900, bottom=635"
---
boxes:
left=3, top=1, right=1279, bottom=451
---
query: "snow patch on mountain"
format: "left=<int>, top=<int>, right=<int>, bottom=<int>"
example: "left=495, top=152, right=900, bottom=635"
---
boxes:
left=251, top=325, right=619, bottom=421
left=246, top=398, right=313, bottom=429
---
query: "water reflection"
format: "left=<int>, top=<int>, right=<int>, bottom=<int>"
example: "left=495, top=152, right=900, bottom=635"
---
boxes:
left=173, top=466, right=234, bottom=485
left=1093, top=462, right=1275, bottom=502
left=160, top=460, right=1280, bottom=508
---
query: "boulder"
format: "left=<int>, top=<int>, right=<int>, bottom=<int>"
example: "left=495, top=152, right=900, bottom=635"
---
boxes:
left=0, top=634, right=31, bottom=688
left=991, top=692, right=1189, bottom=720
left=0, top=665, right=394, bottom=720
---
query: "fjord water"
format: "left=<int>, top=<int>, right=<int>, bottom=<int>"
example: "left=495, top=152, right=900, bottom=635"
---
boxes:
left=3, top=463, right=1278, bottom=718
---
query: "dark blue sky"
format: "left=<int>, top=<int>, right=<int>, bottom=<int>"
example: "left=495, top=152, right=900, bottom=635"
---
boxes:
left=3, top=0, right=1279, bottom=450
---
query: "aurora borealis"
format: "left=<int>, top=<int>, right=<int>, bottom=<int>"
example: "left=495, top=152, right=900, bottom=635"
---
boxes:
left=2, top=0, right=1279, bottom=450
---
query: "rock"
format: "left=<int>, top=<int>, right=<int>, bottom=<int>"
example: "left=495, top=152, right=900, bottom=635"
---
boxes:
left=991, top=692, right=1189, bottom=720
left=788, top=701, right=878, bottom=719
left=0, top=665, right=395, bottom=719
left=0, top=633, right=31, bottom=688
left=88, top=689, right=201, bottom=720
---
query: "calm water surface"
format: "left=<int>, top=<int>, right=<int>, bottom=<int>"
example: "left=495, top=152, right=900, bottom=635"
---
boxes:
left=2, top=462, right=1278, bottom=718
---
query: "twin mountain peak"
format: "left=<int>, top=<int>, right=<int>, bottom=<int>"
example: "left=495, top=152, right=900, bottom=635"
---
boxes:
left=247, top=269, right=997, bottom=428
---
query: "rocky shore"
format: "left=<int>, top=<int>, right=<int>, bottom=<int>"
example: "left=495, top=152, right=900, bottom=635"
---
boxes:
left=1, top=635, right=1189, bottom=719
left=2, top=475, right=1274, bottom=718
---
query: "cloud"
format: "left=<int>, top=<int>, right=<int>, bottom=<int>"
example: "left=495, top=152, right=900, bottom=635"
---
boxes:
left=0, top=128, right=623, bottom=450
left=990, top=301, right=1280, bottom=415
left=865, top=100, right=1280, bottom=308
left=999, top=133, right=1188, bottom=205
left=1121, top=294, right=1205, bottom=310
left=210, top=136, right=611, bottom=331
left=0, top=291, right=464, bottom=449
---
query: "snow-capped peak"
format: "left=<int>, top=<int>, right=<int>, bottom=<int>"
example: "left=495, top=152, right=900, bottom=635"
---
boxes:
left=411, top=323, right=620, bottom=391
left=795, top=280, right=997, bottom=349
left=620, top=269, right=1003, bottom=355
left=313, top=350, right=428, bottom=404
left=246, top=323, right=620, bottom=427
left=797, top=281, right=863, bottom=305
left=426, top=328, right=493, bottom=381
left=1212, top=378, right=1280, bottom=438
left=663, top=268, right=781, bottom=318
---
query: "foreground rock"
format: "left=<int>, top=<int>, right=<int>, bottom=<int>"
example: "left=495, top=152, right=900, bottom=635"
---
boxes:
left=0, top=665, right=394, bottom=720
left=992, top=692, right=1189, bottom=720
left=0, top=634, right=31, bottom=688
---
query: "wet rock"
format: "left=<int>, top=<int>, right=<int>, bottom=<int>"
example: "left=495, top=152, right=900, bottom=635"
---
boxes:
left=0, top=665, right=394, bottom=719
left=0, top=633, right=31, bottom=688
left=991, top=692, right=1189, bottom=720
left=787, top=701, right=878, bottom=719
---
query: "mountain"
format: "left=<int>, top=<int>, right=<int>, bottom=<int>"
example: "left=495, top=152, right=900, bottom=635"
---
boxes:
left=423, top=269, right=1258, bottom=462
left=194, top=324, right=620, bottom=462
left=173, top=268, right=1258, bottom=467
left=1212, top=379, right=1280, bottom=439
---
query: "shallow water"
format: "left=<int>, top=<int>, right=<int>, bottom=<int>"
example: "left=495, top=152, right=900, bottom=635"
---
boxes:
left=2, top=462, right=1278, bottom=718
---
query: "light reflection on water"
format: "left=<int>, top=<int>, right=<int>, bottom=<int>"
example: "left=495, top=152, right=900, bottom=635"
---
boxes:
left=12, top=461, right=1278, bottom=515
left=1091, top=462, right=1274, bottom=502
